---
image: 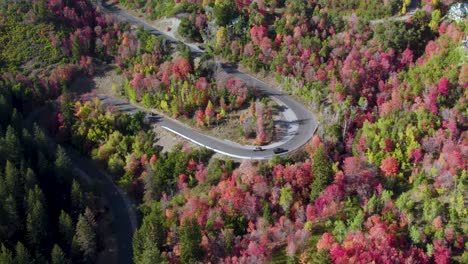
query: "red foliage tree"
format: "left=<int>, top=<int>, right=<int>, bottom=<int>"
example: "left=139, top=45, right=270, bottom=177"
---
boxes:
left=437, top=77, right=449, bottom=96
left=149, top=154, right=157, bottom=165
left=195, top=109, right=205, bottom=127
left=172, top=57, right=192, bottom=79
left=380, top=157, right=399, bottom=177
left=195, top=77, right=209, bottom=92
left=195, top=164, right=207, bottom=184
left=343, top=156, right=379, bottom=202
left=187, top=159, right=197, bottom=171
left=226, top=78, right=248, bottom=106
left=433, top=240, right=450, bottom=264
left=250, top=25, right=267, bottom=45
left=329, top=215, right=429, bottom=263
left=178, top=173, right=188, bottom=190
left=317, top=232, right=335, bottom=251
left=259, top=37, right=272, bottom=57
left=400, top=47, right=414, bottom=66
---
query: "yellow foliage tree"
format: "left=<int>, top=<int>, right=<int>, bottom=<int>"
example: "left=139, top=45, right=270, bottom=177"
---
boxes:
left=216, top=27, right=227, bottom=48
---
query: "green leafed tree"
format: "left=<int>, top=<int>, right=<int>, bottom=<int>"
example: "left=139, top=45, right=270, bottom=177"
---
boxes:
left=32, top=0, right=49, bottom=19
left=213, top=0, right=238, bottom=26
left=308, top=249, right=331, bottom=264
left=262, top=201, right=272, bottom=225
left=310, top=145, right=332, bottom=201
left=279, top=185, right=294, bottom=216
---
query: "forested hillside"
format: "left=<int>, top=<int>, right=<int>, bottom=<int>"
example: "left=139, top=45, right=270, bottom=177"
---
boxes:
left=0, top=95, right=95, bottom=263
left=113, top=0, right=467, bottom=263
left=0, top=0, right=130, bottom=263
left=1, top=0, right=467, bottom=263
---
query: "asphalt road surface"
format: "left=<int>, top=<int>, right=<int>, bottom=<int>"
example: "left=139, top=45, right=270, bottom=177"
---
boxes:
left=98, top=1, right=318, bottom=159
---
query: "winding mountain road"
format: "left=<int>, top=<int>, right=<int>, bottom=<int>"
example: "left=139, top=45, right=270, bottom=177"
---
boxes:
left=97, top=1, right=318, bottom=160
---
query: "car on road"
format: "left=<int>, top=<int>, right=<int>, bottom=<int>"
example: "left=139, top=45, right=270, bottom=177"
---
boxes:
left=253, top=146, right=264, bottom=152
left=273, top=147, right=287, bottom=154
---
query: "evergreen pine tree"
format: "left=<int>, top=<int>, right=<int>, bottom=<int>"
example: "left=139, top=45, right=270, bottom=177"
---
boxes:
left=11, top=108, right=23, bottom=132
left=2, top=195, right=19, bottom=241
left=136, top=241, right=165, bottom=264
left=0, top=174, right=9, bottom=241
left=10, top=109, right=22, bottom=133
left=0, top=94, right=12, bottom=126
left=180, top=218, right=203, bottom=264
left=58, top=210, right=74, bottom=252
left=33, top=124, right=47, bottom=153
left=4, top=126, right=21, bottom=162
left=26, top=186, right=47, bottom=248
left=4, top=161, right=20, bottom=204
left=71, top=36, right=81, bottom=63
left=60, top=94, right=75, bottom=135
left=70, top=180, right=84, bottom=217
left=54, top=146, right=72, bottom=184
left=36, top=151, right=49, bottom=177
left=83, top=207, right=96, bottom=229
left=133, top=203, right=167, bottom=261
left=262, top=201, right=272, bottom=225
left=24, top=168, right=37, bottom=192
left=70, top=236, right=81, bottom=263
left=21, top=129, right=33, bottom=160
left=0, top=244, right=13, bottom=264
left=74, top=214, right=96, bottom=261
left=14, top=242, right=31, bottom=264
left=51, top=244, right=69, bottom=264
left=309, top=145, right=332, bottom=201
left=25, top=186, right=44, bottom=214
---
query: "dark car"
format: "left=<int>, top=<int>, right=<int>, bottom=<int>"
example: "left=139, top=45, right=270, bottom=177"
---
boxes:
left=273, top=148, right=287, bottom=154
